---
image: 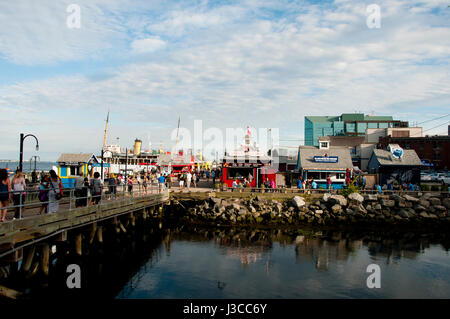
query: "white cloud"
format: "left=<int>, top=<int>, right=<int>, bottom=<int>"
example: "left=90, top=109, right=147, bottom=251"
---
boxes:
left=131, top=37, right=166, bottom=54
left=0, top=0, right=449, bottom=159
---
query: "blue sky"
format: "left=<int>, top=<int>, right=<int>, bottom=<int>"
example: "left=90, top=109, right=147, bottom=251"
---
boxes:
left=1, top=0, right=449, bottom=160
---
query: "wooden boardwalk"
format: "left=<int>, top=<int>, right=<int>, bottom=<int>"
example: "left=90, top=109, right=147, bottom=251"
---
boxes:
left=0, top=192, right=169, bottom=257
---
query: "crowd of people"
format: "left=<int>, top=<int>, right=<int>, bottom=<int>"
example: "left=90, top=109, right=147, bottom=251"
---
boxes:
left=0, top=168, right=64, bottom=221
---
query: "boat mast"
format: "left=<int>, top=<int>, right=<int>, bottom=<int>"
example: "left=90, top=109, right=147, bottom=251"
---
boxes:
left=102, top=110, right=110, bottom=150
left=175, top=116, right=180, bottom=153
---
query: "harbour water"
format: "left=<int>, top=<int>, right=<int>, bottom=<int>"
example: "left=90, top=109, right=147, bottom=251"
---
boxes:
left=0, top=161, right=57, bottom=173
left=111, top=226, right=450, bottom=299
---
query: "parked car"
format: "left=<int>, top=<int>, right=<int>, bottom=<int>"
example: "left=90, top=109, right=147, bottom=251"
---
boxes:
left=430, top=173, right=450, bottom=184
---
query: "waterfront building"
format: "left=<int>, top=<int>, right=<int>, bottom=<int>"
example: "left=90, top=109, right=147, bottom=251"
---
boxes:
left=367, top=144, right=423, bottom=185
left=295, top=139, right=354, bottom=189
left=56, top=153, right=100, bottom=188
left=377, top=135, right=450, bottom=170
left=305, top=113, right=409, bottom=146
left=221, top=131, right=273, bottom=188
left=158, top=151, right=195, bottom=176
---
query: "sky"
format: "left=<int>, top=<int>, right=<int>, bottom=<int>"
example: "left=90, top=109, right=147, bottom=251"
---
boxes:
left=1, top=0, right=449, bottom=161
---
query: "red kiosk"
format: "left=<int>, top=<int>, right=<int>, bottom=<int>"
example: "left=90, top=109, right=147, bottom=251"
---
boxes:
left=221, top=129, right=275, bottom=188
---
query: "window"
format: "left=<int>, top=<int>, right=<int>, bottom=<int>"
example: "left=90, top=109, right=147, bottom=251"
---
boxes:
left=392, top=130, right=409, bottom=137
left=70, top=166, right=77, bottom=176
left=227, top=167, right=254, bottom=180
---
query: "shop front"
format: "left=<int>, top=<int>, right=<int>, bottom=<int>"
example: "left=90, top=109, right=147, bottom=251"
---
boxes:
left=296, top=145, right=354, bottom=189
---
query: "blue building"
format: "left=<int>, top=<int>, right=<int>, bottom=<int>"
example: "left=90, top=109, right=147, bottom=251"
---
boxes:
left=305, top=113, right=408, bottom=146
left=56, top=153, right=100, bottom=188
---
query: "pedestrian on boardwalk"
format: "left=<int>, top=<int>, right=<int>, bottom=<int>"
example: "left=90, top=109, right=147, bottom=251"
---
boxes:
left=12, top=170, right=27, bottom=219
left=48, top=170, right=63, bottom=213
left=179, top=173, right=184, bottom=189
left=186, top=171, right=192, bottom=190
left=109, top=174, right=117, bottom=199
left=90, top=172, right=103, bottom=204
left=142, top=175, right=148, bottom=194
left=127, top=177, right=133, bottom=195
left=327, top=175, right=332, bottom=193
left=74, top=171, right=85, bottom=208
left=192, top=172, right=197, bottom=188
left=212, top=170, right=216, bottom=186
left=158, top=174, right=165, bottom=193
left=38, top=174, right=50, bottom=214
left=0, top=169, right=12, bottom=222
left=166, top=173, right=171, bottom=189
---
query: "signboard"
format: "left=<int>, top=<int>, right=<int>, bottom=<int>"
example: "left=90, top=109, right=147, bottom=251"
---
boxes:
left=313, top=156, right=338, bottom=163
left=388, top=144, right=404, bottom=159
left=92, top=163, right=110, bottom=167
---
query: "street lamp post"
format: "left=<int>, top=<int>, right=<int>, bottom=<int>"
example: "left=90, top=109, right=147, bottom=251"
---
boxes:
left=19, top=133, right=39, bottom=172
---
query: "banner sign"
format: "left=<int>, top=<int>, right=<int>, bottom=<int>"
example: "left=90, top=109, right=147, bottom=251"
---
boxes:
left=92, top=163, right=110, bottom=167
left=313, top=156, right=338, bottom=163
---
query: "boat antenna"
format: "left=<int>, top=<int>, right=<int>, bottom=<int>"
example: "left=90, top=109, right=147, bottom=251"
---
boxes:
left=102, top=110, right=110, bottom=150
left=175, top=116, right=180, bottom=153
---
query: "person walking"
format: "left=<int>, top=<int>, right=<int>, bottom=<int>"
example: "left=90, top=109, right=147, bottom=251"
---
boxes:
left=12, top=170, right=27, bottom=219
left=211, top=170, right=216, bottom=186
left=109, top=174, right=117, bottom=199
left=142, top=175, right=148, bottom=195
left=90, top=172, right=103, bottom=204
left=186, top=171, right=192, bottom=190
left=48, top=170, right=63, bottom=213
left=38, top=174, right=50, bottom=214
left=0, top=169, right=12, bottom=222
left=179, top=173, right=184, bottom=189
left=74, top=171, right=85, bottom=208
left=157, top=174, right=166, bottom=193
left=165, top=173, right=171, bottom=189
left=327, top=175, right=332, bottom=193
left=127, top=177, right=133, bottom=196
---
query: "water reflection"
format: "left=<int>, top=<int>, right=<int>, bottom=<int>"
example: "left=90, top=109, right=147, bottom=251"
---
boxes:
left=115, top=226, right=449, bottom=298
left=31, top=223, right=449, bottom=299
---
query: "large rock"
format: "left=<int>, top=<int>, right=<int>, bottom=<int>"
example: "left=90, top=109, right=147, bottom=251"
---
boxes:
left=443, top=198, right=450, bottom=209
left=419, top=200, right=430, bottom=208
left=429, top=197, right=441, bottom=206
left=381, top=199, right=395, bottom=207
left=403, top=194, right=419, bottom=202
left=398, top=209, right=410, bottom=218
left=331, top=204, right=342, bottom=214
left=329, top=195, right=347, bottom=206
left=322, top=193, right=331, bottom=202
left=348, top=192, right=364, bottom=204
left=419, top=212, right=431, bottom=218
left=364, top=194, right=378, bottom=201
left=291, top=196, right=306, bottom=208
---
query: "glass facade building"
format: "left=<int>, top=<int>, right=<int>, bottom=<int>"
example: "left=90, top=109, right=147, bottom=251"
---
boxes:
left=304, top=113, right=408, bottom=146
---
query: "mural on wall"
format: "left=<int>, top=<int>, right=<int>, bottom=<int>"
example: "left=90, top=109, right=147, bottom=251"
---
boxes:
left=385, top=169, right=414, bottom=184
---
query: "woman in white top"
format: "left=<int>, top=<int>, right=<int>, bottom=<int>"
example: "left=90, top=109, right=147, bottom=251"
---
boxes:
left=11, top=170, right=26, bottom=219
left=48, top=170, right=63, bottom=213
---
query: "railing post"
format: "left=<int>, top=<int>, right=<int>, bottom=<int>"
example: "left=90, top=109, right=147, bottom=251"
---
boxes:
left=19, top=191, right=23, bottom=219
left=69, top=188, right=73, bottom=210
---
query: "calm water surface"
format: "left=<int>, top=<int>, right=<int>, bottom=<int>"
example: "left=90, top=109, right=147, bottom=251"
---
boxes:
left=115, top=227, right=450, bottom=299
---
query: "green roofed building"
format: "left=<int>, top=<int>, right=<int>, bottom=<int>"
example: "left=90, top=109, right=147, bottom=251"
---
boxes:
left=305, top=113, right=408, bottom=146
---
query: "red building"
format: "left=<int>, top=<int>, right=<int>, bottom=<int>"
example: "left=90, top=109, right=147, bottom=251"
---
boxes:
left=378, top=135, right=450, bottom=170
left=221, top=131, right=274, bottom=188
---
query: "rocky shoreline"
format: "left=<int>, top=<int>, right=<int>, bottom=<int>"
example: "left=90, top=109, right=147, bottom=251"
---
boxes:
left=169, top=192, right=450, bottom=230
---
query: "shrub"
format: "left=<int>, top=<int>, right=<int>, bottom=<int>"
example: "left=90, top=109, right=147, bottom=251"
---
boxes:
left=341, top=180, right=360, bottom=198
left=431, top=185, right=441, bottom=192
